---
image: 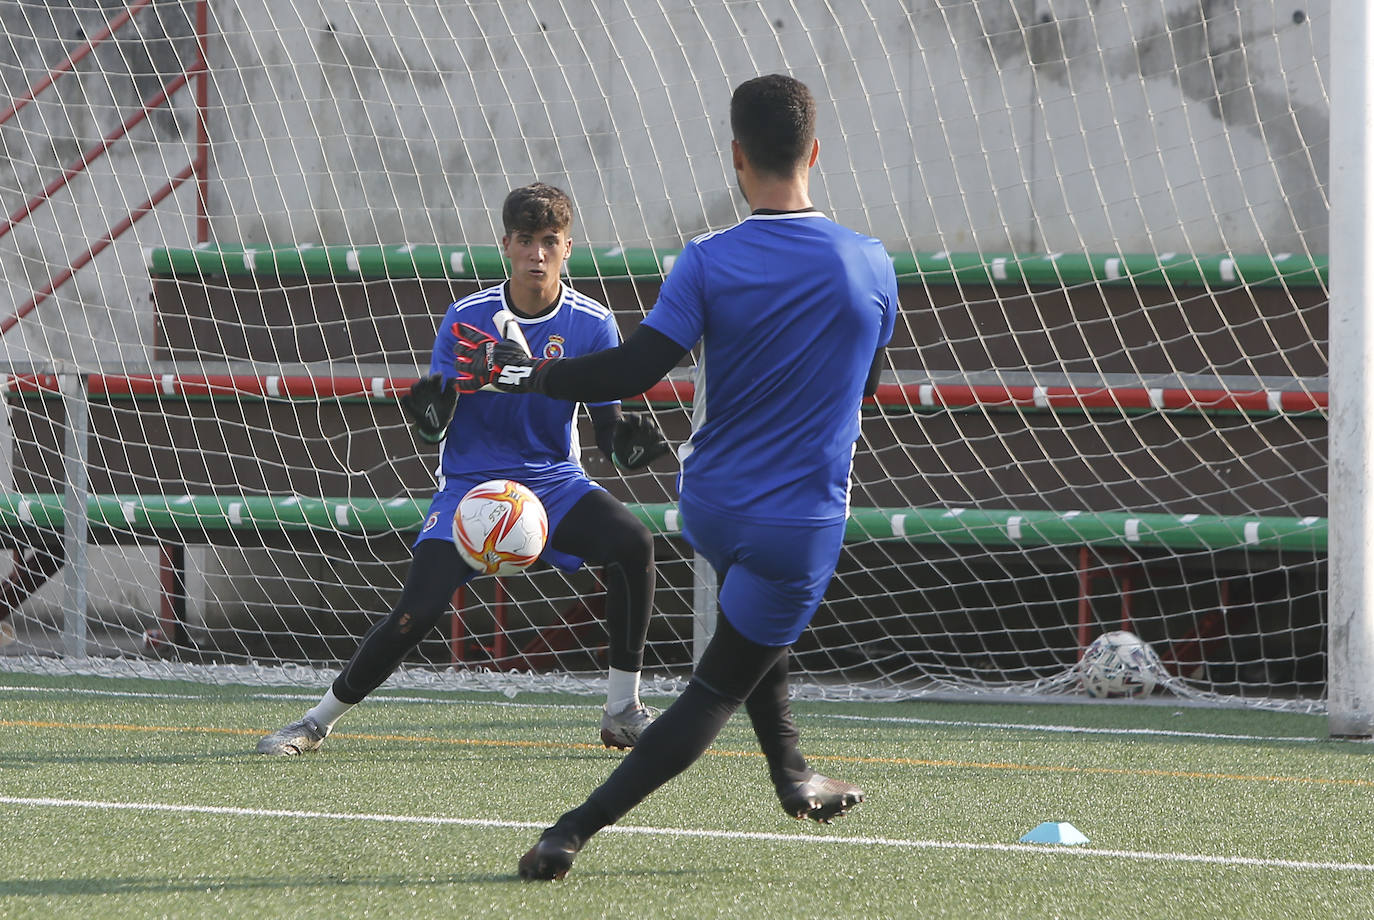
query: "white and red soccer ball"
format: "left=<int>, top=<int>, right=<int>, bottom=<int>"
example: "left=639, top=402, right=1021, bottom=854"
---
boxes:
left=453, top=479, right=548, bottom=576
left=1079, top=630, right=1163, bottom=698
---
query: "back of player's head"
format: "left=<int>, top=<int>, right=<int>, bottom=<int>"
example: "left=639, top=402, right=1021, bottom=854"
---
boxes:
left=730, top=74, right=816, bottom=177
left=502, top=183, right=573, bottom=236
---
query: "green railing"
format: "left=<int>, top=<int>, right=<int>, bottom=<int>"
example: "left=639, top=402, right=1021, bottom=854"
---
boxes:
left=0, top=494, right=1326, bottom=553
left=148, top=244, right=1328, bottom=288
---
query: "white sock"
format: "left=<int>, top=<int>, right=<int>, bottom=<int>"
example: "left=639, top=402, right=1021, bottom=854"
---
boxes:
left=305, top=687, right=354, bottom=732
left=605, top=667, right=641, bottom=714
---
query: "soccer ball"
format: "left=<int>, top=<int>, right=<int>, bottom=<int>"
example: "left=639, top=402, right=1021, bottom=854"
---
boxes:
left=453, top=479, right=548, bottom=575
left=1079, top=630, right=1163, bottom=698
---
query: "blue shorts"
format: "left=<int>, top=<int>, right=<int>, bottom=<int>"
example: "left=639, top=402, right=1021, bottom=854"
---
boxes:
left=414, top=471, right=603, bottom=573
left=679, top=495, right=846, bottom=647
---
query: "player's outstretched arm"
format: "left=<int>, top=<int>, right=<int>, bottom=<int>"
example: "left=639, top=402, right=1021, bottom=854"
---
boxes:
left=454, top=323, right=687, bottom=404
left=400, top=373, right=458, bottom=443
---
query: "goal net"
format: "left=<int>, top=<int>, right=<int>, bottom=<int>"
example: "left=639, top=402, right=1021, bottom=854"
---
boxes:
left=0, top=1, right=1329, bottom=708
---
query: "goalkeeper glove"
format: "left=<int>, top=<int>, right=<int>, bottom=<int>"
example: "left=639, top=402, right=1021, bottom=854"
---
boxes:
left=401, top=373, right=458, bottom=443
left=613, top=412, right=671, bottom=470
left=452, top=322, right=553, bottom=394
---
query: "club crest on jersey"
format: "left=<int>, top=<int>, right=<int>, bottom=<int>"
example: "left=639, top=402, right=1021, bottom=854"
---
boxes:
left=421, top=511, right=440, bottom=532
left=543, top=335, right=566, bottom=359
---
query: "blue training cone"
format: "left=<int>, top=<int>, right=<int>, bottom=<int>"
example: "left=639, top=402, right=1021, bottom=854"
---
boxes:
left=1019, top=821, right=1089, bottom=845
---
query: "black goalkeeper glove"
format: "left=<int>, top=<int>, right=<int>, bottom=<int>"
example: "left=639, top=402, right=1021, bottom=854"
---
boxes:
left=400, top=373, right=457, bottom=443
left=612, top=412, right=671, bottom=470
left=452, top=322, right=553, bottom=394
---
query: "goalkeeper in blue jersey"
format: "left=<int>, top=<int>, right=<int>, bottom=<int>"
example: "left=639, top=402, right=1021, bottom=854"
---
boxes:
left=453, top=76, right=899, bottom=880
left=256, top=183, right=672, bottom=756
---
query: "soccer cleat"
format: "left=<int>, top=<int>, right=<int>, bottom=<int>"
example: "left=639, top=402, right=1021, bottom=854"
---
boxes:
left=598, top=701, right=659, bottom=749
left=255, top=716, right=328, bottom=755
left=778, top=771, right=864, bottom=824
left=518, top=829, right=582, bottom=881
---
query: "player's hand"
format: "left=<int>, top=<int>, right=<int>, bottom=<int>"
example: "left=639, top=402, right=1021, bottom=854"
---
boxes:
left=400, top=373, right=457, bottom=443
left=453, top=322, right=552, bottom=394
left=613, top=412, right=671, bottom=469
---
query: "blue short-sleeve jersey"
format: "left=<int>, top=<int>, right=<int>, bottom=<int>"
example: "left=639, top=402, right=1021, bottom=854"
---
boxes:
left=429, top=281, right=620, bottom=487
left=643, top=212, right=897, bottom=525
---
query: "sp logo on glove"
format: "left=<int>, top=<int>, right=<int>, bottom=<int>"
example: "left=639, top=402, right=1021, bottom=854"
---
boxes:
left=452, top=322, right=551, bottom=394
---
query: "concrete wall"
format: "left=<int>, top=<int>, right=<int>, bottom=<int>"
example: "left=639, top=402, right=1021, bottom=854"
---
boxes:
left=0, top=0, right=202, bottom=369
left=209, top=0, right=1328, bottom=254
left=0, top=0, right=1330, bottom=370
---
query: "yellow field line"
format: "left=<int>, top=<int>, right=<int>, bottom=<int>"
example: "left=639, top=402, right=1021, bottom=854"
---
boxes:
left=3, top=717, right=1370, bottom=789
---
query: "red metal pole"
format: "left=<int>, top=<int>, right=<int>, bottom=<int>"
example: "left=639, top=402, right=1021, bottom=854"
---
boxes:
left=0, top=162, right=197, bottom=335
left=157, top=544, right=187, bottom=644
left=1076, top=546, right=1092, bottom=653
left=493, top=578, right=508, bottom=663
left=195, top=0, right=211, bottom=244
left=641, top=380, right=1328, bottom=415
left=450, top=585, right=467, bottom=664
left=0, top=69, right=197, bottom=243
left=0, top=370, right=1331, bottom=417
left=0, top=0, right=156, bottom=127
left=1120, top=570, right=1134, bottom=630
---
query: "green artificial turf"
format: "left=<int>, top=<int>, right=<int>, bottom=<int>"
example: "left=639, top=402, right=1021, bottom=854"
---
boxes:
left=2, top=671, right=1373, bottom=919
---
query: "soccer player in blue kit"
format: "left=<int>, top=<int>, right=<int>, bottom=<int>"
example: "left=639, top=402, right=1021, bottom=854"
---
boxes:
left=453, top=75, right=899, bottom=880
left=256, top=183, right=671, bottom=756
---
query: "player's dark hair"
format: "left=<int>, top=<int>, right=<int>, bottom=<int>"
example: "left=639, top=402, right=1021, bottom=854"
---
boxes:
left=502, top=182, right=574, bottom=235
left=730, top=74, right=816, bottom=177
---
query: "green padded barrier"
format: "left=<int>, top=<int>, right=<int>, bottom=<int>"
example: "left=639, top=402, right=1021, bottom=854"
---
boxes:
left=147, top=244, right=674, bottom=282
left=842, top=506, right=1326, bottom=553
left=148, top=244, right=1327, bottom=288
left=0, top=494, right=1326, bottom=553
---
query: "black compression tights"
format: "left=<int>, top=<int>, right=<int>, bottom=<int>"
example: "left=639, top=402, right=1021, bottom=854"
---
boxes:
left=552, top=613, right=811, bottom=840
left=333, top=489, right=654, bottom=704
left=549, top=489, right=653, bottom=675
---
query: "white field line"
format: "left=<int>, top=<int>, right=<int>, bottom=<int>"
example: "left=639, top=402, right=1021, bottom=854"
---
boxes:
left=0, top=683, right=1325, bottom=744
left=2, top=794, right=1371, bottom=874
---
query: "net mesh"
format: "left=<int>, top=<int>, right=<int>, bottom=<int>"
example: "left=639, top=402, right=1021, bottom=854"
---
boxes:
left=0, top=1, right=1329, bottom=710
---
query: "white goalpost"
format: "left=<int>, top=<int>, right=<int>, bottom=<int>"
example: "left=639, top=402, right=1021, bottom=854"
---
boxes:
left=1326, top=0, right=1374, bottom=736
left=0, top=1, right=1339, bottom=711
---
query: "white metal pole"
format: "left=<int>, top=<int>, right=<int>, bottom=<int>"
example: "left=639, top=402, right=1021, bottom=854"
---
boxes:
left=1328, top=1, right=1374, bottom=737
left=692, top=553, right=718, bottom=664
left=60, top=371, right=89, bottom=659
